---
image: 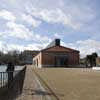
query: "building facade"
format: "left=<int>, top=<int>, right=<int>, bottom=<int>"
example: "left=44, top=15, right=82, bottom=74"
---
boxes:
left=96, top=57, right=100, bottom=66
left=33, top=39, right=80, bottom=68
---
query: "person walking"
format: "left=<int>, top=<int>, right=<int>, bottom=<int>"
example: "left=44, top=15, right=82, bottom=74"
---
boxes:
left=6, top=62, right=15, bottom=87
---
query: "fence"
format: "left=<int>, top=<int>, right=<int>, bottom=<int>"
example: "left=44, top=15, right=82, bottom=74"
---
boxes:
left=0, top=70, right=20, bottom=88
left=0, top=66, right=26, bottom=100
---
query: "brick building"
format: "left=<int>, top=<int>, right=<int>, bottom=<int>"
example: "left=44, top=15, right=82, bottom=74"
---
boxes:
left=33, top=39, right=80, bottom=68
left=96, top=57, right=100, bottom=66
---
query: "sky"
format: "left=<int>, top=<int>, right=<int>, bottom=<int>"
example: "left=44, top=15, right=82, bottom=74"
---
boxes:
left=0, top=0, right=100, bottom=58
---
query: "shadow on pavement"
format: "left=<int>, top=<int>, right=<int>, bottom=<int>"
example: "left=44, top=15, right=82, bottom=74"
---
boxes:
left=23, top=88, right=64, bottom=97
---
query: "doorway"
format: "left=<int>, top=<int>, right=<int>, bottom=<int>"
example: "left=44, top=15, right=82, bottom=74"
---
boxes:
left=55, top=56, right=68, bottom=67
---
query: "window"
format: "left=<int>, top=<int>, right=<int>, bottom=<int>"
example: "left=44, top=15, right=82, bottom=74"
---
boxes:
left=37, top=59, right=38, bottom=66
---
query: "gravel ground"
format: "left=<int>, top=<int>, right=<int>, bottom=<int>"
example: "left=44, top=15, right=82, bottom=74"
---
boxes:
left=35, top=68, right=100, bottom=100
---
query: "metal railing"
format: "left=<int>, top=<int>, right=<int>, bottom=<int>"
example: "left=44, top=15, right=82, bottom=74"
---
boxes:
left=0, top=66, right=26, bottom=100
left=0, top=69, right=24, bottom=88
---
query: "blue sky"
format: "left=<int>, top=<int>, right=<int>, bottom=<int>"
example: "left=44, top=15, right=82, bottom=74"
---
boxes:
left=0, top=0, right=100, bottom=57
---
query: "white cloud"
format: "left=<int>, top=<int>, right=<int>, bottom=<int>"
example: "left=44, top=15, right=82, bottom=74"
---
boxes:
left=62, top=39, right=100, bottom=58
left=76, top=40, right=100, bottom=57
left=54, top=33, right=63, bottom=38
left=8, top=0, right=17, bottom=4
left=0, top=42, right=47, bottom=53
left=6, top=21, right=51, bottom=43
left=0, top=0, right=99, bottom=56
left=0, top=41, right=9, bottom=53
left=7, top=44, right=42, bottom=51
left=0, top=9, right=16, bottom=21
left=22, top=14, right=41, bottom=27
left=0, top=32, right=4, bottom=38
left=34, top=34, right=51, bottom=43
left=25, top=0, right=98, bottom=32
left=26, top=7, right=81, bottom=29
left=0, top=9, right=50, bottom=42
left=24, top=43, right=47, bottom=50
left=6, top=21, right=33, bottom=40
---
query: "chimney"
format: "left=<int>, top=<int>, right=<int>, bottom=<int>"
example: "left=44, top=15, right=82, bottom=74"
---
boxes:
left=46, top=38, right=60, bottom=49
left=55, top=39, right=60, bottom=46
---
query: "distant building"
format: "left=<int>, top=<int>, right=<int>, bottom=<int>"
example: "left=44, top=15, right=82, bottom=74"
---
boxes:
left=96, top=57, right=100, bottom=66
left=33, top=39, right=80, bottom=68
left=22, top=50, right=39, bottom=64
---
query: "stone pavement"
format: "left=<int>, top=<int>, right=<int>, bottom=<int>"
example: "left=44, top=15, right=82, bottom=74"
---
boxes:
left=16, top=66, right=51, bottom=100
left=16, top=66, right=42, bottom=100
